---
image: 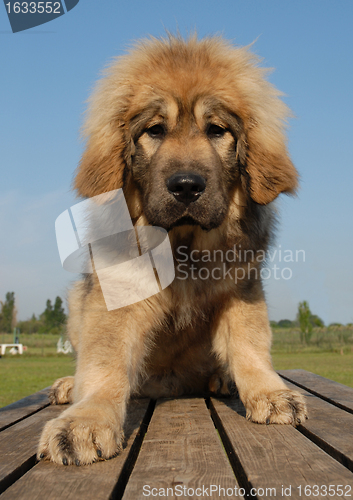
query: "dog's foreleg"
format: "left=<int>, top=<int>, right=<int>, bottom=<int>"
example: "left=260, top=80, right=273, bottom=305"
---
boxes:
left=212, top=288, right=307, bottom=425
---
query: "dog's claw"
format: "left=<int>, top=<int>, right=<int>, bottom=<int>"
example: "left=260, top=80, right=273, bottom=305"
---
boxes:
left=62, top=458, right=68, bottom=466
left=75, top=459, right=80, bottom=466
left=97, top=449, right=102, bottom=458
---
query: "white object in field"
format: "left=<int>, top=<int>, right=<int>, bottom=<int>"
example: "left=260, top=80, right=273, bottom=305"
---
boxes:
left=57, top=338, right=73, bottom=354
left=0, top=344, right=23, bottom=355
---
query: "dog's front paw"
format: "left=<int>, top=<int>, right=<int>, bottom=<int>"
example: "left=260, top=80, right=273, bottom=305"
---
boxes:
left=37, top=405, right=123, bottom=465
left=49, top=376, right=75, bottom=405
left=246, top=389, right=307, bottom=426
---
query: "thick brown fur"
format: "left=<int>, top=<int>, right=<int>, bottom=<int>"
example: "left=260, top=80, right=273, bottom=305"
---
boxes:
left=38, top=35, right=307, bottom=465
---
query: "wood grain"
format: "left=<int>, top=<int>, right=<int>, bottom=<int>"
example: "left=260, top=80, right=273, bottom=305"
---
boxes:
left=210, top=397, right=353, bottom=500
left=0, top=388, right=51, bottom=432
left=0, top=399, right=150, bottom=500
left=279, top=369, right=353, bottom=413
left=2, top=373, right=353, bottom=499
left=123, top=398, right=238, bottom=500
left=284, top=380, right=353, bottom=472
left=0, top=405, right=65, bottom=494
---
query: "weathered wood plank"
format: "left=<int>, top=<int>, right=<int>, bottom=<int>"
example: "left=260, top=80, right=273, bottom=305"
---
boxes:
left=0, top=405, right=65, bottom=495
left=123, top=398, right=239, bottom=500
left=210, top=397, right=353, bottom=500
left=279, top=369, right=353, bottom=413
left=0, top=388, right=50, bottom=432
left=284, top=380, right=353, bottom=472
left=0, top=399, right=151, bottom=500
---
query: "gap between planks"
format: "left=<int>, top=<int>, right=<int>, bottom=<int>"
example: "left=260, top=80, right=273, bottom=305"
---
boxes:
left=278, top=369, right=353, bottom=414
left=0, top=388, right=51, bottom=433
left=281, top=379, right=353, bottom=473
left=209, top=397, right=353, bottom=500
left=122, top=397, right=243, bottom=500
left=0, top=400, right=152, bottom=499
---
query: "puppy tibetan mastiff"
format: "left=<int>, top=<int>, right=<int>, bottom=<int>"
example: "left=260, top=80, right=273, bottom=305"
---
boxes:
left=38, top=35, right=307, bottom=465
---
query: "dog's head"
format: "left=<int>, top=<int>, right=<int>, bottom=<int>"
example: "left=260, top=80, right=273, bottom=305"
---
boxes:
left=74, top=35, right=298, bottom=232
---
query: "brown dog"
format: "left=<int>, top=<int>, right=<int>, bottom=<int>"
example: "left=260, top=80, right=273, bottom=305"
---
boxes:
left=38, top=35, right=307, bottom=465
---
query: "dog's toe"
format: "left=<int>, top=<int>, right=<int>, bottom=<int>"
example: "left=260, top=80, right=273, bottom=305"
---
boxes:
left=37, top=411, right=123, bottom=465
left=246, top=389, right=307, bottom=426
left=49, top=376, right=75, bottom=405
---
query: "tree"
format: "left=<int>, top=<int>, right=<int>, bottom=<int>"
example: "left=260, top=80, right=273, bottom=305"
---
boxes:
left=41, top=297, right=66, bottom=332
left=17, top=314, right=43, bottom=334
left=0, top=301, right=3, bottom=332
left=309, top=315, right=325, bottom=328
left=297, top=300, right=313, bottom=344
left=43, top=299, right=54, bottom=330
left=2, top=292, right=15, bottom=333
left=277, top=319, right=294, bottom=328
left=52, top=296, right=66, bottom=328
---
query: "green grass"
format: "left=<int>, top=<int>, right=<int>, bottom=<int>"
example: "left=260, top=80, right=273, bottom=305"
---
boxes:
left=271, top=325, right=353, bottom=354
left=0, top=332, right=65, bottom=356
left=272, top=352, right=353, bottom=388
left=271, top=326, right=353, bottom=388
left=0, top=355, right=75, bottom=407
left=1, top=352, right=352, bottom=409
left=1, top=325, right=352, bottom=408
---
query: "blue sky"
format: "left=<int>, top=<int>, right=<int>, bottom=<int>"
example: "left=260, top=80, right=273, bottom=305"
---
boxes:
left=1, top=0, right=352, bottom=324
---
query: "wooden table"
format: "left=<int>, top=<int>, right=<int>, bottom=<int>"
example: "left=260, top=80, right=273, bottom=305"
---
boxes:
left=1, top=370, right=353, bottom=499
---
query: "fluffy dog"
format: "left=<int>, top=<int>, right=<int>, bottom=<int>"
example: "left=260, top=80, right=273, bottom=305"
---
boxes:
left=38, top=35, right=307, bottom=465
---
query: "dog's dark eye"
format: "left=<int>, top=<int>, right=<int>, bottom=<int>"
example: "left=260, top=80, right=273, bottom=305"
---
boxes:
left=207, top=124, right=227, bottom=138
left=146, top=124, right=165, bottom=139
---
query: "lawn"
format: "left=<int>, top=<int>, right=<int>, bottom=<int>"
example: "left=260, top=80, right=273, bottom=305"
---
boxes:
left=1, top=351, right=352, bottom=408
left=1, top=325, right=352, bottom=408
left=0, top=355, right=75, bottom=407
left=272, top=352, right=353, bottom=388
left=0, top=332, right=65, bottom=357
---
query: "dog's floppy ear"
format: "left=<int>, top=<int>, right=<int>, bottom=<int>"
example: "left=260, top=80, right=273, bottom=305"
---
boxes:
left=243, top=125, right=298, bottom=205
left=73, top=57, right=136, bottom=198
left=226, top=46, right=299, bottom=205
left=74, top=126, right=134, bottom=198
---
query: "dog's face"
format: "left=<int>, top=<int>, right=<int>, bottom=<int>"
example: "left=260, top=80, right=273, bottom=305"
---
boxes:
left=130, top=95, right=243, bottom=231
left=74, top=36, right=298, bottom=232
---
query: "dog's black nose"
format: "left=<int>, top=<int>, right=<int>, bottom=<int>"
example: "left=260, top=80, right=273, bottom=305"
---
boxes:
left=166, top=173, right=206, bottom=205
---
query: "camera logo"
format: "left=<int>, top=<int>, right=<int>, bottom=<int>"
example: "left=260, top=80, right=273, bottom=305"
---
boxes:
left=3, top=0, right=79, bottom=33
left=55, top=189, right=175, bottom=311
